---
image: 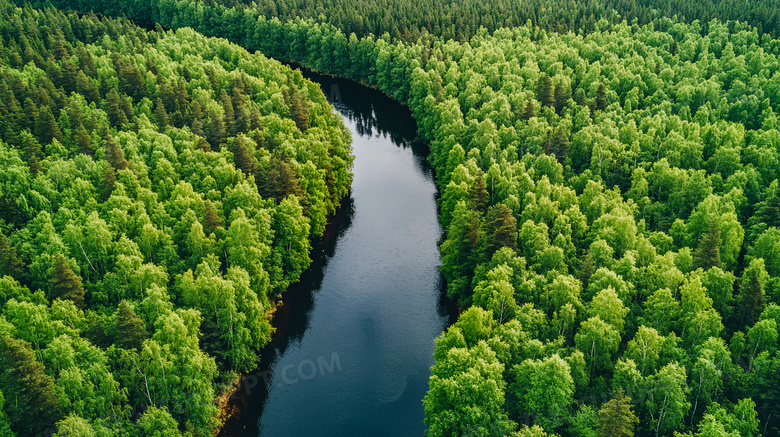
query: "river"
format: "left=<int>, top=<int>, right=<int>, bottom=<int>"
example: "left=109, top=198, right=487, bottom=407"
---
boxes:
left=219, top=70, right=456, bottom=436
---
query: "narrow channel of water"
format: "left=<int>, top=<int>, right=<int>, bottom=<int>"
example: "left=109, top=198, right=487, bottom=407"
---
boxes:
left=219, top=70, right=456, bottom=436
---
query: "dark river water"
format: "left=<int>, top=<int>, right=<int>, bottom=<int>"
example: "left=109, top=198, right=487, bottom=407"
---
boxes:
left=219, top=70, right=456, bottom=437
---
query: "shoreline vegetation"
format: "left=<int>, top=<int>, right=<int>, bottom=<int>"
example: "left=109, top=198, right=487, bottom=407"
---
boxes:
left=2, top=0, right=780, bottom=435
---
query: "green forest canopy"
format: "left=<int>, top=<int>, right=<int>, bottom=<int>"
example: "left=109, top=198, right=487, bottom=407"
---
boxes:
left=0, top=1, right=352, bottom=435
left=3, top=0, right=780, bottom=436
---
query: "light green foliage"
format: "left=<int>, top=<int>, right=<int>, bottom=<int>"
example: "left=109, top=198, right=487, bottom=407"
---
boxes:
left=510, top=354, right=574, bottom=430
left=588, top=287, right=629, bottom=334
left=424, top=341, right=513, bottom=437
left=5, top=0, right=780, bottom=435
left=646, top=363, right=691, bottom=437
left=0, top=2, right=354, bottom=434
left=575, top=316, right=621, bottom=375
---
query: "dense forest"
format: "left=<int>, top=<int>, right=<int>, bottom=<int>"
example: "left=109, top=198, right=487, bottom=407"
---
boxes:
left=0, top=1, right=353, bottom=435
left=27, top=0, right=780, bottom=43
left=208, top=0, right=780, bottom=42
left=3, top=0, right=780, bottom=436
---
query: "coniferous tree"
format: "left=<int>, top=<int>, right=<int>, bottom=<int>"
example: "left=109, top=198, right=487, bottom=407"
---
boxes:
left=105, top=134, right=128, bottom=171
left=196, top=136, right=211, bottom=152
left=550, top=127, right=570, bottom=160
left=290, top=92, right=310, bottom=132
left=554, top=80, right=571, bottom=114
left=0, top=335, right=63, bottom=437
left=522, top=99, right=536, bottom=120
left=693, top=219, right=722, bottom=271
left=76, top=123, right=93, bottom=154
left=102, top=163, right=116, bottom=200
left=266, top=155, right=304, bottom=202
left=0, top=230, right=23, bottom=279
left=19, top=131, right=43, bottom=175
left=736, top=259, right=768, bottom=329
left=469, top=168, right=488, bottom=211
left=155, top=97, right=170, bottom=129
left=481, top=203, right=518, bottom=258
left=117, top=300, right=147, bottom=351
left=597, top=391, right=638, bottom=437
left=49, top=254, right=85, bottom=308
left=595, top=84, right=607, bottom=111
left=537, top=74, right=554, bottom=108
left=34, top=106, right=63, bottom=145
left=757, top=191, right=780, bottom=228
left=203, top=201, right=223, bottom=236
left=105, top=89, right=128, bottom=127
left=220, top=89, right=235, bottom=134
left=232, top=135, right=255, bottom=176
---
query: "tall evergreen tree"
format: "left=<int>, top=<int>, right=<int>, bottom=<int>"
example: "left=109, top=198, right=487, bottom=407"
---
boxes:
left=265, top=155, right=303, bottom=202
left=232, top=135, right=255, bottom=176
left=105, top=134, right=128, bottom=171
left=597, top=390, right=639, bottom=437
left=0, top=335, right=63, bottom=437
left=0, top=230, right=23, bottom=280
left=595, top=84, right=607, bottom=111
left=290, top=92, right=310, bottom=132
left=76, top=123, right=93, bottom=154
left=203, top=200, right=223, bottom=235
left=105, top=89, right=128, bottom=127
left=554, top=80, right=571, bottom=114
left=117, top=300, right=147, bottom=351
left=481, top=203, right=518, bottom=258
left=550, top=127, right=570, bottom=160
left=693, top=219, right=721, bottom=271
left=34, top=106, right=63, bottom=145
left=736, top=259, right=768, bottom=329
left=49, top=254, right=85, bottom=308
left=469, top=168, right=488, bottom=211
left=537, top=74, right=554, bottom=108
left=522, top=99, right=536, bottom=120
left=155, top=97, right=170, bottom=129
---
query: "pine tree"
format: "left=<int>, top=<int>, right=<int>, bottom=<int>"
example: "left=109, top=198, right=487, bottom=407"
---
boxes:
left=102, top=163, right=116, bottom=200
left=105, top=134, right=128, bottom=171
left=207, top=116, right=226, bottom=150
left=550, top=127, right=570, bottom=160
left=469, top=168, right=488, bottom=211
left=155, top=98, right=170, bottom=129
left=693, top=219, right=722, bottom=271
left=537, top=74, right=554, bottom=107
left=34, top=106, right=63, bottom=145
left=481, top=203, right=518, bottom=258
left=19, top=131, right=42, bottom=175
left=106, top=89, right=128, bottom=127
left=758, top=191, right=780, bottom=228
left=0, top=230, right=23, bottom=279
left=49, top=254, right=85, bottom=308
left=196, top=136, right=212, bottom=152
left=233, top=135, right=255, bottom=176
left=597, top=390, right=639, bottom=437
left=554, top=80, right=571, bottom=114
left=203, top=201, right=223, bottom=236
left=220, top=89, right=235, bottom=134
left=0, top=334, right=64, bottom=437
left=266, top=155, right=304, bottom=202
left=522, top=99, right=536, bottom=120
left=117, top=300, right=147, bottom=351
left=580, top=250, right=595, bottom=288
left=595, top=84, right=607, bottom=111
left=76, top=123, right=93, bottom=154
left=736, top=259, right=767, bottom=329
left=290, top=92, right=310, bottom=132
